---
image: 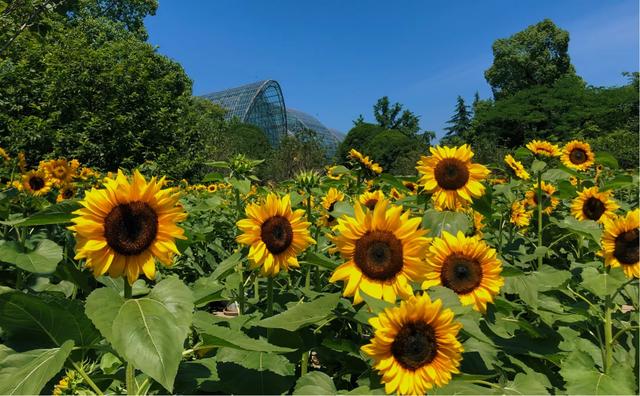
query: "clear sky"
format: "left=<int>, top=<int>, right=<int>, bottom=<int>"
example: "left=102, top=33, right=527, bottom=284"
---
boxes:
left=145, top=1, right=638, bottom=139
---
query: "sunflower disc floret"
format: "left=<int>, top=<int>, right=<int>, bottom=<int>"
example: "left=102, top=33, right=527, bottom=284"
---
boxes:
left=602, top=209, right=639, bottom=279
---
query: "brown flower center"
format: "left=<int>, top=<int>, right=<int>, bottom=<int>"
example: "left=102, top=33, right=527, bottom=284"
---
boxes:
left=354, top=231, right=403, bottom=280
left=613, top=229, right=639, bottom=266
left=28, top=176, right=45, bottom=191
left=391, top=322, right=438, bottom=370
left=104, top=202, right=159, bottom=256
left=327, top=201, right=337, bottom=223
left=62, top=188, right=74, bottom=199
left=364, top=199, right=378, bottom=210
left=582, top=197, right=606, bottom=221
left=54, top=166, right=66, bottom=178
left=434, top=158, right=469, bottom=190
left=441, top=254, right=483, bottom=294
left=261, top=215, right=293, bottom=254
left=569, top=148, right=588, bottom=164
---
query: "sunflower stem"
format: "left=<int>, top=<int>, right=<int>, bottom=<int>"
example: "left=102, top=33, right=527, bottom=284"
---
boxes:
left=536, top=171, right=543, bottom=271
left=71, top=360, right=104, bottom=395
left=604, top=294, right=613, bottom=374
left=301, top=350, right=309, bottom=377
left=122, top=278, right=136, bottom=395
left=266, top=276, right=274, bottom=340
left=123, top=278, right=132, bottom=299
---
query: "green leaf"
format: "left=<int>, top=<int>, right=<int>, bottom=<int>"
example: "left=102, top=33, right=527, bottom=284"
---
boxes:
left=422, top=209, right=471, bottom=237
left=191, top=276, right=225, bottom=307
left=257, top=293, right=340, bottom=331
left=359, top=290, right=394, bottom=314
left=561, top=350, right=636, bottom=394
left=533, top=265, right=571, bottom=292
left=229, top=178, right=251, bottom=195
left=147, top=276, right=194, bottom=339
left=205, top=160, right=229, bottom=168
left=0, top=292, right=100, bottom=349
left=595, top=152, right=619, bottom=169
left=503, top=372, right=550, bottom=395
left=502, top=271, right=538, bottom=309
left=331, top=201, right=354, bottom=219
left=514, top=147, right=533, bottom=161
left=215, top=347, right=295, bottom=377
left=531, top=159, right=547, bottom=173
left=0, top=340, right=74, bottom=395
left=0, top=239, right=62, bottom=274
left=193, top=314, right=295, bottom=353
left=85, top=287, right=125, bottom=344
left=294, top=371, right=337, bottom=395
left=602, top=175, right=634, bottom=191
left=471, top=187, right=493, bottom=218
left=302, top=251, right=339, bottom=271
left=551, top=217, right=602, bottom=243
left=378, top=174, right=406, bottom=190
left=581, top=267, right=627, bottom=296
left=211, top=252, right=242, bottom=280
left=543, top=168, right=572, bottom=181
left=0, top=200, right=81, bottom=226
left=111, top=298, right=184, bottom=392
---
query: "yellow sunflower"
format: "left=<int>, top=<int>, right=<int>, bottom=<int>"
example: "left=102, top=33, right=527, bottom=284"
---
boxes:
left=525, top=181, right=559, bottom=215
left=236, top=193, right=315, bottom=277
left=510, top=201, right=532, bottom=228
left=416, top=145, right=490, bottom=210
left=489, top=177, right=508, bottom=185
left=207, top=184, right=218, bottom=193
left=349, top=148, right=383, bottom=174
left=361, top=293, right=463, bottom=395
left=569, top=176, right=578, bottom=186
left=56, top=184, right=77, bottom=203
left=390, top=188, right=404, bottom=201
left=402, top=180, right=419, bottom=194
left=423, top=231, right=503, bottom=312
left=571, top=187, right=618, bottom=223
left=322, top=187, right=345, bottom=226
left=22, top=170, right=53, bottom=196
left=434, top=197, right=464, bottom=212
left=359, top=190, right=386, bottom=210
left=329, top=199, right=430, bottom=304
left=69, top=170, right=187, bottom=283
left=42, top=159, right=75, bottom=186
left=470, top=210, right=485, bottom=237
left=326, top=165, right=343, bottom=180
left=0, top=147, right=10, bottom=162
left=561, top=140, right=595, bottom=171
left=504, top=154, right=530, bottom=180
left=601, top=209, right=639, bottom=279
left=526, top=140, right=561, bottom=157
left=17, top=152, right=27, bottom=172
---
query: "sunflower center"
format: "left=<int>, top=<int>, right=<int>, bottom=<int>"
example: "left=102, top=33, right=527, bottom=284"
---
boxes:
left=532, top=192, right=550, bottom=208
left=62, top=188, right=74, bottom=199
left=364, top=199, right=378, bottom=210
left=354, top=231, right=403, bottom=280
left=29, top=176, right=45, bottom=191
left=327, top=201, right=337, bottom=223
left=441, top=254, right=483, bottom=294
left=434, top=159, right=469, bottom=190
left=54, top=166, right=66, bottom=177
left=569, top=148, right=588, bottom=164
left=582, top=197, right=606, bottom=221
left=613, top=229, right=639, bottom=266
left=261, top=215, right=293, bottom=254
left=391, top=322, right=438, bottom=370
left=104, top=201, right=159, bottom=256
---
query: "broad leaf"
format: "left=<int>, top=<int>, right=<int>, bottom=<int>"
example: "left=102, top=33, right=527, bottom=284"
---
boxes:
left=215, top=347, right=295, bottom=377
left=0, top=239, right=62, bottom=274
left=0, top=201, right=81, bottom=226
left=0, top=340, right=74, bottom=395
left=85, top=287, right=125, bottom=344
left=595, top=152, right=619, bottom=169
left=211, top=252, right=242, bottom=280
left=551, top=217, right=601, bottom=243
left=302, top=251, right=339, bottom=271
left=147, top=276, right=194, bottom=339
left=422, top=209, right=471, bottom=237
left=561, top=351, right=636, bottom=394
left=193, top=316, right=295, bottom=353
left=294, top=371, right=337, bottom=395
left=257, top=293, right=340, bottom=331
left=581, top=267, right=627, bottom=296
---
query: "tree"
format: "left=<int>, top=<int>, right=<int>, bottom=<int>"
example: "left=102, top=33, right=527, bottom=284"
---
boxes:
left=265, top=129, right=327, bottom=180
left=373, top=96, right=420, bottom=136
left=484, top=19, right=575, bottom=99
left=336, top=123, right=385, bottom=162
left=444, top=96, right=472, bottom=141
left=367, top=130, right=427, bottom=175
left=472, top=91, right=481, bottom=113
left=226, top=122, right=271, bottom=160
left=352, top=114, right=365, bottom=126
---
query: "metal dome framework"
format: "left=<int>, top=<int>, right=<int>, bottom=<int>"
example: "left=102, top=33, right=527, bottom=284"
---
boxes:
left=202, top=80, right=287, bottom=146
left=286, top=108, right=340, bottom=157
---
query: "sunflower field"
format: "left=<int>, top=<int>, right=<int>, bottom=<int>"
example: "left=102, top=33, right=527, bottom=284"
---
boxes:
left=0, top=140, right=638, bottom=395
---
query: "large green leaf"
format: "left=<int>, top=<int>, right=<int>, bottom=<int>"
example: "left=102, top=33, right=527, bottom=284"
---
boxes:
left=215, top=347, right=295, bottom=377
left=147, top=276, right=194, bottom=339
left=193, top=314, right=295, bottom=353
left=0, top=340, right=74, bottom=395
left=502, top=270, right=538, bottom=309
left=595, top=152, right=619, bottom=169
left=302, top=251, right=339, bottom=271
left=422, top=209, right=471, bottom=237
left=111, top=298, right=184, bottom=392
left=211, top=252, right=242, bottom=280
left=0, top=291, right=100, bottom=349
left=561, top=351, right=636, bottom=394
left=85, top=287, right=125, bottom=344
left=257, top=293, right=340, bottom=331
left=294, top=371, right=337, bottom=395
left=602, top=175, right=635, bottom=191
left=551, top=217, right=602, bottom=243
left=0, top=239, right=62, bottom=274
left=581, top=267, right=627, bottom=296
left=0, top=200, right=81, bottom=226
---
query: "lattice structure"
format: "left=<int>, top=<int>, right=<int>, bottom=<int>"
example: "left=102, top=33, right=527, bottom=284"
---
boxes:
left=286, top=108, right=341, bottom=157
left=202, top=80, right=287, bottom=147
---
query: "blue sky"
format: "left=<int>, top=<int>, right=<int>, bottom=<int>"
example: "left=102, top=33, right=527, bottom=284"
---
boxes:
left=146, top=1, right=638, bottom=139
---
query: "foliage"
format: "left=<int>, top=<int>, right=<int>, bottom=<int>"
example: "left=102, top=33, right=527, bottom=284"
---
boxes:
left=367, top=130, right=427, bottom=174
left=263, top=128, right=327, bottom=180
left=442, top=96, right=472, bottom=144
left=373, top=96, right=420, bottom=136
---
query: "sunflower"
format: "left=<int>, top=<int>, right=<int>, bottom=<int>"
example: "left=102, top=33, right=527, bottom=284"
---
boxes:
left=510, top=201, right=532, bottom=228
left=329, top=199, right=430, bottom=304
left=525, top=181, right=559, bottom=215
left=601, top=209, right=639, bottom=279
left=361, top=293, right=463, bottom=395
left=423, top=231, right=503, bottom=312
left=561, top=140, right=595, bottom=171
left=322, top=187, right=345, bottom=226
left=434, top=197, right=464, bottom=212
left=207, top=184, right=218, bottom=193
left=69, top=170, right=187, bottom=283
left=52, top=371, right=75, bottom=396
left=390, top=188, right=404, bottom=201
left=237, top=193, right=315, bottom=277
left=571, top=187, right=618, bottom=223
left=56, top=184, right=77, bottom=203
left=416, top=145, right=490, bottom=210
left=489, top=177, right=508, bottom=185
left=22, top=170, right=53, bottom=196
left=526, top=140, right=561, bottom=157
left=359, top=190, right=385, bottom=210
left=17, top=152, right=27, bottom=172
left=42, top=159, right=75, bottom=186
left=0, top=147, right=10, bottom=162
left=504, top=154, right=530, bottom=180
left=569, top=176, right=578, bottom=186
left=326, top=165, right=343, bottom=180
left=349, top=149, right=383, bottom=174
left=402, top=180, right=419, bottom=194
left=470, top=210, right=485, bottom=237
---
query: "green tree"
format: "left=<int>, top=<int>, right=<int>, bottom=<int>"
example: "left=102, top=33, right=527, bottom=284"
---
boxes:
left=225, top=122, right=272, bottom=160
left=336, top=123, right=385, bottom=162
left=265, top=129, right=327, bottom=180
left=443, top=96, right=472, bottom=142
left=484, top=19, right=575, bottom=99
left=367, top=130, right=427, bottom=175
left=373, top=96, right=420, bottom=136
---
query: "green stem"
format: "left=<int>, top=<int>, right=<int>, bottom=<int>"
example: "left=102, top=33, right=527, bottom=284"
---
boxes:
left=497, top=213, right=504, bottom=257
left=266, top=277, right=274, bottom=317
left=536, top=171, right=543, bottom=271
left=123, top=279, right=132, bottom=299
left=123, top=279, right=135, bottom=394
left=612, top=326, right=640, bottom=344
left=604, top=294, right=613, bottom=374
left=301, top=351, right=309, bottom=377
left=71, top=360, right=103, bottom=395
left=237, top=265, right=244, bottom=316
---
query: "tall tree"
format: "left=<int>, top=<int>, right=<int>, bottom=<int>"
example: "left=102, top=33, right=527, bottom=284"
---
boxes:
left=484, top=19, right=575, bottom=99
left=472, top=91, right=481, bottom=113
left=444, top=96, right=471, bottom=141
left=373, top=96, right=420, bottom=136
